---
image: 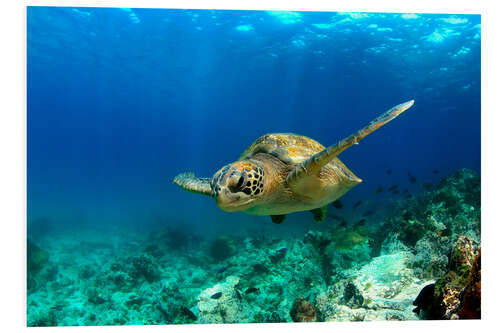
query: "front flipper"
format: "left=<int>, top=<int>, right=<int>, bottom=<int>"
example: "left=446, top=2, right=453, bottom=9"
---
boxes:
left=310, top=206, right=327, bottom=222
left=286, top=100, right=414, bottom=187
left=271, top=215, right=286, bottom=224
left=173, top=172, right=213, bottom=197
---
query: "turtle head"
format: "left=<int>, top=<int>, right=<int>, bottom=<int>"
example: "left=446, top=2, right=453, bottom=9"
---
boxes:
left=211, top=160, right=265, bottom=212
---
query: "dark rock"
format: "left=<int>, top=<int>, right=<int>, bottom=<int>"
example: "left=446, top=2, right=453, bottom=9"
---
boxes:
left=419, top=236, right=480, bottom=319
left=449, top=235, right=476, bottom=277
left=131, top=254, right=161, bottom=283
left=27, top=239, right=49, bottom=273
left=343, top=281, right=364, bottom=308
left=457, top=249, right=481, bottom=319
left=209, top=236, right=236, bottom=261
left=78, top=264, right=95, bottom=280
left=290, top=297, right=316, bottom=322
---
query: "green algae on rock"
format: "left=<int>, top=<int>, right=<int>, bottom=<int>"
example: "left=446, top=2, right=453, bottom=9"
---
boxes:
left=290, top=297, right=317, bottom=322
left=27, top=239, right=49, bottom=273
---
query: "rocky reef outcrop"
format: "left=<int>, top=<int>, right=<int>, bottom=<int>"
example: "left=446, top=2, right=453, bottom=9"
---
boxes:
left=412, top=235, right=480, bottom=320
left=27, top=169, right=480, bottom=325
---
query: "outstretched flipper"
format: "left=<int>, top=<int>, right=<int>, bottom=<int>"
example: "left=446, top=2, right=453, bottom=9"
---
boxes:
left=286, top=100, right=414, bottom=187
left=173, top=172, right=213, bottom=197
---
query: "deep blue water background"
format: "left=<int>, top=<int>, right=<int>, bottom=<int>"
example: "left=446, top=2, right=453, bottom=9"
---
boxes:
left=27, top=7, right=480, bottom=237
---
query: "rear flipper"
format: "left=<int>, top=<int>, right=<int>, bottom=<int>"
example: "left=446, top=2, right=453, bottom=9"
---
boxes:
left=271, top=215, right=286, bottom=224
left=310, top=206, right=327, bottom=222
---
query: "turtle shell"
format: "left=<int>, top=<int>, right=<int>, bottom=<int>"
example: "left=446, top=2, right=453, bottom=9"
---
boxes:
left=238, top=133, right=326, bottom=165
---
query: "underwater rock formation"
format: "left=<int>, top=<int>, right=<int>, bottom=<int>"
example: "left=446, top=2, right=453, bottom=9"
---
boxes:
left=209, top=236, right=236, bottom=261
left=27, top=239, right=49, bottom=273
left=26, top=169, right=481, bottom=325
left=457, top=249, right=481, bottom=319
left=131, top=254, right=161, bottom=283
left=413, top=235, right=480, bottom=319
left=315, top=251, right=429, bottom=321
left=382, top=169, right=480, bottom=282
left=290, top=297, right=316, bottom=322
left=196, top=276, right=245, bottom=324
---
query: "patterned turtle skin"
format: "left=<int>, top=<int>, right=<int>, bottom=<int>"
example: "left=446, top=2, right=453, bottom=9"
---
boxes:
left=174, top=100, right=414, bottom=224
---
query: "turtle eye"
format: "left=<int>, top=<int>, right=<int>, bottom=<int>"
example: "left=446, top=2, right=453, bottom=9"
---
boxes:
left=236, top=176, right=244, bottom=189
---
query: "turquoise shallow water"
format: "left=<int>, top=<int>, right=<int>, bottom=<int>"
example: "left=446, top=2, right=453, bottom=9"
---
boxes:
left=27, top=7, right=481, bottom=325
left=27, top=169, right=480, bottom=325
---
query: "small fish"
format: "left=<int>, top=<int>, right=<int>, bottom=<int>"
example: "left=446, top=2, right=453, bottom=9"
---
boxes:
left=363, top=210, right=375, bottom=217
left=408, top=172, right=417, bottom=183
left=388, top=185, right=399, bottom=192
left=403, top=189, right=409, bottom=194
left=433, top=169, right=439, bottom=174
left=216, top=267, right=227, bottom=274
left=353, top=200, right=362, bottom=209
left=413, top=283, right=435, bottom=315
left=386, top=169, right=392, bottom=175
left=235, top=288, right=242, bottom=300
left=422, top=183, right=434, bottom=191
left=339, top=220, right=348, bottom=228
left=277, top=247, right=287, bottom=254
left=180, top=306, right=197, bottom=321
left=245, top=287, right=260, bottom=294
left=331, top=200, right=343, bottom=209
left=392, top=190, right=400, bottom=195
left=328, top=213, right=343, bottom=221
left=211, top=292, right=223, bottom=299
left=373, top=187, right=384, bottom=194
left=354, top=219, right=366, bottom=227
left=406, top=194, right=413, bottom=199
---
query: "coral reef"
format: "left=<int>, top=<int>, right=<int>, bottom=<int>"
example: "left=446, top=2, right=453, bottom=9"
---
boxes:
left=131, top=254, right=161, bottom=283
left=27, top=239, right=49, bottom=273
left=209, top=236, right=236, bottom=261
left=457, top=249, right=481, bottom=319
left=290, top=297, right=316, bottom=322
left=412, top=236, right=480, bottom=320
left=26, top=168, right=480, bottom=326
left=196, top=276, right=245, bottom=323
left=315, top=251, right=428, bottom=321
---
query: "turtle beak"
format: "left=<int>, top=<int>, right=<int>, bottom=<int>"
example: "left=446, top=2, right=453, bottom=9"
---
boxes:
left=215, top=188, right=241, bottom=212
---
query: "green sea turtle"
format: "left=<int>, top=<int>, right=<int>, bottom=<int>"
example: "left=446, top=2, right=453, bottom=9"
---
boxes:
left=174, top=100, right=414, bottom=224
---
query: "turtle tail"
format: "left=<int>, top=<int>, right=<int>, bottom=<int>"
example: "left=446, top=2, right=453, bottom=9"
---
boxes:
left=173, top=172, right=214, bottom=197
left=286, top=100, right=414, bottom=186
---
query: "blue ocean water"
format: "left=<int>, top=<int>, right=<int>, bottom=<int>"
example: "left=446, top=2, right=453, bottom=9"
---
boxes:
left=28, top=7, right=480, bottom=235
left=27, top=7, right=481, bottom=325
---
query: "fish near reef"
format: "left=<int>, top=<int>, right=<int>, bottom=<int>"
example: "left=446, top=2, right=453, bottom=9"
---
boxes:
left=331, top=200, right=343, bottom=209
left=422, top=183, right=434, bottom=191
left=413, top=283, right=435, bottom=317
left=245, top=287, right=260, bottom=294
left=408, top=172, right=418, bottom=183
left=363, top=210, right=375, bottom=217
left=210, top=292, right=223, bottom=299
left=388, top=184, right=399, bottom=192
left=277, top=247, right=287, bottom=254
left=353, top=200, right=362, bottom=210
left=216, top=266, right=227, bottom=274
left=174, top=101, right=414, bottom=224
left=354, top=219, right=366, bottom=227
left=180, top=306, right=197, bottom=321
